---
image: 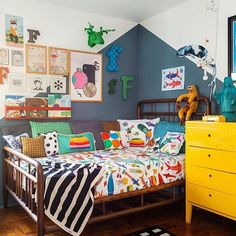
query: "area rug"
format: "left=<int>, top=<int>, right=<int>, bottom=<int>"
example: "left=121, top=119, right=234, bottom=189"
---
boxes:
left=124, top=225, right=176, bottom=236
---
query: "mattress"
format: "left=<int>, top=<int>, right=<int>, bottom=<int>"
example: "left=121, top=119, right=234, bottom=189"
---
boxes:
left=32, top=148, right=185, bottom=198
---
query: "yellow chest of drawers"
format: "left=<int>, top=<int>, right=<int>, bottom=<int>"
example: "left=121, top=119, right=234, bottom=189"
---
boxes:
left=186, top=121, right=236, bottom=224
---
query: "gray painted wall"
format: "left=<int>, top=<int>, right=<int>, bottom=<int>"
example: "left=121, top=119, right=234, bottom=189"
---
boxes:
left=137, top=25, right=222, bottom=113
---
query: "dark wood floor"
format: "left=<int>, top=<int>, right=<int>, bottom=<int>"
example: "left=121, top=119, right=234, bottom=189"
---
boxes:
left=1, top=202, right=236, bottom=236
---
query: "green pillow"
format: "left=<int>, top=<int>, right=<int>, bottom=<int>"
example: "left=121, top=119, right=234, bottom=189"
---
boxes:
left=30, top=121, right=72, bottom=137
left=58, top=132, right=96, bottom=154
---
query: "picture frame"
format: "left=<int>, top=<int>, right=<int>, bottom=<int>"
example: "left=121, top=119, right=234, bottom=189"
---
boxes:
left=26, top=44, right=47, bottom=74
left=70, top=50, right=102, bottom=102
left=50, top=76, right=67, bottom=94
left=49, top=47, right=69, bottom=75
left=11, top=50, right=24, bottom=67
left=30, top=75, right=47, bottom=93
left=5, top=14, right=24, bottom=48
left=8, top=73, right=26, bottom=92
left=228, top=15, right=236, bottom=78
left=0, top=48, right=9, bottom=65
left=161, top=66, right=185, bottom=91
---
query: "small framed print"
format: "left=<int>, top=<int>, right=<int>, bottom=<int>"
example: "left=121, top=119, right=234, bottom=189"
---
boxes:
left=50, top=76, right=67, bottom=94
left=11, top=50, right=24, bottom=67
left=0, top=48, right=9, bottom=65
left=8, top=73, right=26, bottom=92
left=30, top=75, right=47, bottom=93
left=49, top=47, right=69, bottom=75
left=26, top=44, right=47, bottom=74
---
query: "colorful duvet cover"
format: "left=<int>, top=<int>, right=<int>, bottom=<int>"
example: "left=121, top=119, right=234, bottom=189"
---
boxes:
left=33, top=147, right=184, bottom=198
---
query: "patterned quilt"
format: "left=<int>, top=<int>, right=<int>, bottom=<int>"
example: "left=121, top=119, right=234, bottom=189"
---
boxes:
left=33, top=147, right=185, bottom=198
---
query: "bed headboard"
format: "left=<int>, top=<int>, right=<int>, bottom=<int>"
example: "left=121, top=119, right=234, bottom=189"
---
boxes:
left=137, top=97, right=211, bottom=121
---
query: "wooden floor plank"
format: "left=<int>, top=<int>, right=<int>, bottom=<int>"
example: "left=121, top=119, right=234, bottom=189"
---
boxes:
left=0, top=202, right=236, bottom=235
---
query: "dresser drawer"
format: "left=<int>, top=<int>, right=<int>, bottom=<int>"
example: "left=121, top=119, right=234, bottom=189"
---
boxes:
left=186, top=122, right=236, bottom=151
left=187, top=165, right=236, bottom=195
left=186, top=146, right=236, bottom=174
left=187, top=183, right=236, bottom=218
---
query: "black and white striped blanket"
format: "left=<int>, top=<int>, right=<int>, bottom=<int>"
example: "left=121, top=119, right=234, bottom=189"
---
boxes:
left=42, top=161, right=104, bottom=235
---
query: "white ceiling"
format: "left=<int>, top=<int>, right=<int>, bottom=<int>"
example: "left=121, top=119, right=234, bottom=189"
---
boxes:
left=33, top=0, right=190, bottom=22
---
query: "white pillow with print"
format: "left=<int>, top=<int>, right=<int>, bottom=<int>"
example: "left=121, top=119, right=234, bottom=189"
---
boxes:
left=3, top=133, right=29, bottom=152
left=41, top=131, right=59, bottom=157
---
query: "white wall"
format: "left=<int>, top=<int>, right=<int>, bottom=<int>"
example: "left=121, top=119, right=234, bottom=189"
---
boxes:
left=0, top=0, right=137, bottom=118
left=141, top=0, right=235, bottom=82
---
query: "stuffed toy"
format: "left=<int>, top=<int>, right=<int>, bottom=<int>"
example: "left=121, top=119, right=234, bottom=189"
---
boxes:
left=176, top=84, right=199, bottom=124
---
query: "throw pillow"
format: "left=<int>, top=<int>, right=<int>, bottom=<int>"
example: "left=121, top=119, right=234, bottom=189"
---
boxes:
left=30, top=121, right=72, bottom=138
left=21, top=136, right=46, bottom=158
left=41, top=131, right=59, bottom=157
left=3, top=133, right=29, bottom=152
left=101, top=130, right=128, bottom=149
left=159, top=132, right=185, bottom=155
left=118, top=118, right=160, bottom=147
left=58, top=132, right=96, bottom=154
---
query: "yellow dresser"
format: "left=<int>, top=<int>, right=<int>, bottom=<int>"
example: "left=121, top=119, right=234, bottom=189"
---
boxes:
left=185, top=121, right=236, bottom=223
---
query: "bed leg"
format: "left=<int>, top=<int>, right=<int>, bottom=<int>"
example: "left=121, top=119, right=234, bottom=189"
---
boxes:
left=2, top=152, right=8, bottom=209
left=186, top=201, right=192, bottom=224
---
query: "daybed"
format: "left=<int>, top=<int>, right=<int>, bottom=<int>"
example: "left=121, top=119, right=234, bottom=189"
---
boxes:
left=2, top=97, right=211, bottom=236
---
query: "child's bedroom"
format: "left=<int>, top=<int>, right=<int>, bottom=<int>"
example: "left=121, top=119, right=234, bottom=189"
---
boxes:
left=0, top=0, right=236, bottom=235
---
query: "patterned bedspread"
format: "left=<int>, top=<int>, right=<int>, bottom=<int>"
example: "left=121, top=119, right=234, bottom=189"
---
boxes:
left=33, top=147, right=185, bottom=198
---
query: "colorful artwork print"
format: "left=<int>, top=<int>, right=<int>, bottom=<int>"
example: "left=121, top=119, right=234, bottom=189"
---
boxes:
left=30, top=75, right=47, bottom=93
left=50, top=76, right=67, bottom=94
left=161, top=66, right=185, bottom=91
left=48, top=94, right=71, bottom=118
left=26, top=44, right=47, bottom=74
left=49, top=47, right=68, bottom=75
left=5, top=95, right=26, bottom=118
left=70, top=50, right=102, bottom=102
left=25, top=98, right=48, bottom=118
left=5, top=14, right=24, bottom=47
left=0, top=48, right=9, bottom=65
left=8, top=74, right=26, bottom=92
left=11, top=50, right=24, bottom=67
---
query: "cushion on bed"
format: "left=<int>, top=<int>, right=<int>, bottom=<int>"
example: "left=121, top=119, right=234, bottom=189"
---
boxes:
left=21, top=136, right=46, bottom=157
left=70, top=120, right=104, bottom=150
left=101, top=130, right=128, bottom=149
left=154, top=121, right=185, bottom=141
left=3, top=133, right=29, bottom=152
left=30, top=121, right=72, bottom=137
left=118, top=118, right=160, bottom=147
left=58, top=132, right=96, bottom=154
left=159, top=132, right=185, bottom=155
left=41, top=131, right=59, bottom=157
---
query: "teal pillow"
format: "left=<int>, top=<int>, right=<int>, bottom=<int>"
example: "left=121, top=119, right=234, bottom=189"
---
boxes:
left=154, top=121, right=185, bottom=153
left=58, top=132, right=96, bottom=154
left=30, top=121, right=72, bottom=138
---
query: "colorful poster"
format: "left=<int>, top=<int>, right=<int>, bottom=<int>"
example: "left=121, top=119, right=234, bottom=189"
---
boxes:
left=161, top=66, right=185, bottom=91
left=5, top=14, right=24, bottom=47
left=25, top=97, right=48, bottom=118
left=70, top=50, right=102, bottom=102
left=48, top=94, right=71, bottom=118
left=5, top=95, right=26, bottom=118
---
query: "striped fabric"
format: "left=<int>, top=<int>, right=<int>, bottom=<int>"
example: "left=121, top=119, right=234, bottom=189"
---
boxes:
left=42, top=161, right=104, bottom=235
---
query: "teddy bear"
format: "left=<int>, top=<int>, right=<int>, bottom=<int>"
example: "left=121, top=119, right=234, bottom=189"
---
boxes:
left=176, top=84, right=199, bottom=124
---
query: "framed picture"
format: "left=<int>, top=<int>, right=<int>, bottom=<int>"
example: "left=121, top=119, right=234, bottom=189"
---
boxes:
left=49, top=47, right=69, bottom=75
left=0, top=48, right=9, bottom=65
left=11, top=50, right=24, bottom=67
left=228, top=15, right=236, bottom=78
left=5, top=14, right=24, bottom=48
left=8, top=73, right=26, bottom=92
left=26, top=44, right=47, bottom=74
left=161, top=66, right=185, bottom=91
left=30, top=75, right=47, bottom=93
left=70, top=50, right=102, bottom=102
left=50, top=76, right=67, bottom=94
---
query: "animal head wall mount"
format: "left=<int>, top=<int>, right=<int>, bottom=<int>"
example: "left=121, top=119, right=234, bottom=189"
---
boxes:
left=84, top=23, right=115, bottom=48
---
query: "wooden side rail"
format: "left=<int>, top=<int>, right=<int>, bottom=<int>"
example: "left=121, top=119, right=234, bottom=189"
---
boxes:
left=2, top=146, right=45, bottom=236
